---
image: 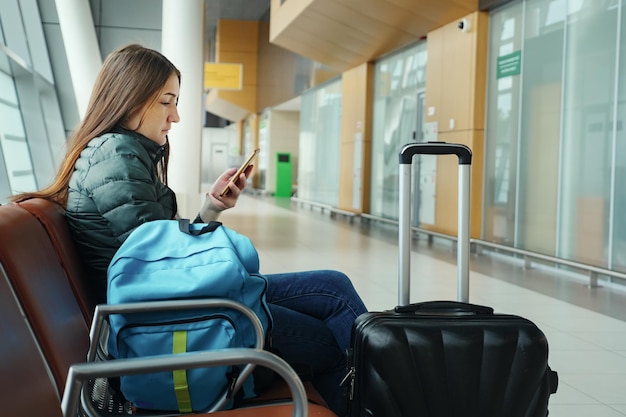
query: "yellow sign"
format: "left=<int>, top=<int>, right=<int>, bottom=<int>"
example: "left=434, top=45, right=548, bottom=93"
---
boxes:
left=204, top=63, right=242, bottom=90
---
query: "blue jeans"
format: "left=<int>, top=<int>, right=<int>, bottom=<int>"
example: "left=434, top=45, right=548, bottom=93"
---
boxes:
left=264, top=270, right=368, bottom=414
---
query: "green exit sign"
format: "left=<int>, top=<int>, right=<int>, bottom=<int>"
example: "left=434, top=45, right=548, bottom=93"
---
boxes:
left=497, top=50, right=522, bottom=79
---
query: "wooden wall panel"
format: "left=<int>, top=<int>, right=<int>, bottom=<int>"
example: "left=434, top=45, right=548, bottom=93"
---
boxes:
left=208, top=17, right=342, bottom=120
left=420, top=129, right=483, bottom=239
left=338, top=63, right=373, bottom=213
left=217, top=20, right=259, bottom=55
left=471, top=12, right=489, bottom=130
left=428, top=12, right=487, bottom=133
left=422, top=11, right=488, bottom=239
left=207, top=20, right=259, bottom=120
left=469, top=129, right=485, bottom=239
left=218, top=51, right=258, bottom=86
left=440, top=21, right=474, bottom=131
left=257, top=21, right=299, bottom=111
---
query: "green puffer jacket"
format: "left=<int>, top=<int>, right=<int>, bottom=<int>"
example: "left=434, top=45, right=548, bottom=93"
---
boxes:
left=65, top=128, right=177, bottom=303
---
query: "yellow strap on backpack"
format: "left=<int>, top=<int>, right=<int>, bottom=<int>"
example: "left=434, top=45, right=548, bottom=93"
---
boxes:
left=172, top=331, right=192, bottom=412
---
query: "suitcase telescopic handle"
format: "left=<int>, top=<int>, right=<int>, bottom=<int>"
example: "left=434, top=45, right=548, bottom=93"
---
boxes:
left=398, top=142, right=472, bottom=306
left=399, top=142, right=472, bottom=165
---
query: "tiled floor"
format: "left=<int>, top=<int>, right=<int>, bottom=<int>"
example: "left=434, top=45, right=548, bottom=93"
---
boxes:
left=220, top=193, right=626, bottom=417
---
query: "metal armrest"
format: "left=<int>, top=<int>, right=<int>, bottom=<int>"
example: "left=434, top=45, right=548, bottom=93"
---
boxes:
left=87, top=299, right=265, bottom=411
left=62, top=348, right=307, bottom=417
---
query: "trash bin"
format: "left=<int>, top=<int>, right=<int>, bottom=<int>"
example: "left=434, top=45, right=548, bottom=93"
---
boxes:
left=275, top=152, right=292, bottom=197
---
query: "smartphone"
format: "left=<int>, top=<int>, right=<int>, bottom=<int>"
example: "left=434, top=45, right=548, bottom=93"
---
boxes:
left=219, top=148, right=260, bottom=197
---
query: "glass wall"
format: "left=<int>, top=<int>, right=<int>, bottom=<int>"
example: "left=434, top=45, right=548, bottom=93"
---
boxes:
left=0, top=69, right=35, bottom=195
left=485, top=0, right=625, bottom=270
left=0, top=0, right=65, bottom=203
left=484, top=3, right=523, bottom=247
left=614, top=0, right=626, bottom=270
left=297, top=78, right=342, bottom=206
left=369, top=42, right=427, bottom=221
left=559, top=0, right=619, bottom=267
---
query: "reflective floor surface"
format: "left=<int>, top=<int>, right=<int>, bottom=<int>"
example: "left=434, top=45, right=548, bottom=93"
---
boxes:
left=220, top=194, right=626, bottom=417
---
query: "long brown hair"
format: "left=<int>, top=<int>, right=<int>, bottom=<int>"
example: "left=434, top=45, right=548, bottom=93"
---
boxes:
left=10, top=44, right=181, bottom=205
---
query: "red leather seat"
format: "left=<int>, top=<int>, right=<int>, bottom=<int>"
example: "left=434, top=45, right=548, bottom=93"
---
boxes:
left=0, top=200, right=337, bottom=417
left=0, top=266, right=64, bottom=417
left=0, top=203, right=89, bottom=393
left=17, top=198, right=97, bottom=323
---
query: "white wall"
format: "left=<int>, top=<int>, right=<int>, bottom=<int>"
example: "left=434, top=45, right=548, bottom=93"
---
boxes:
left=266, top=110, right=299, bottom=194
left=201, top=125, right=239, bottom=188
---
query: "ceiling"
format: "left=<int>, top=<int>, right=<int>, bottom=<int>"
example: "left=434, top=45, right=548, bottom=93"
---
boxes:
left=204, top=0, right=483, bottom=73
left=202, top=0, right=481, bottom=115
left=270, top=0, right=480, bottom=72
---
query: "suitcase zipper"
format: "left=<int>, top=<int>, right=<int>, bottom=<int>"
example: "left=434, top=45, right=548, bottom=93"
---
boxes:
left=340, top=366, right=355, bottom=400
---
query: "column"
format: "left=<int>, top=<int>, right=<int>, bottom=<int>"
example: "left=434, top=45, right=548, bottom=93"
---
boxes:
left=54, top=0, right=102, bottom=118
left=161, top=0, right=204, bottom=218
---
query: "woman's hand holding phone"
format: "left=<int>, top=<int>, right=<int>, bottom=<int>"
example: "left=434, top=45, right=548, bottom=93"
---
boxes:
left=219, top=148, right=259, bottom=197
left=198, top=161, right=254, bottom=222
left=197, top=148, right=259, bottom=222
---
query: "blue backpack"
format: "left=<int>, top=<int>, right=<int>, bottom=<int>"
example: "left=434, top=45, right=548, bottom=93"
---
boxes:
left=107, top=219, right=273, bottom=412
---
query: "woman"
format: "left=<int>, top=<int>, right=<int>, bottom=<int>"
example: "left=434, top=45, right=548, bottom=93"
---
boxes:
left=11, top=44, right=366, bottom=414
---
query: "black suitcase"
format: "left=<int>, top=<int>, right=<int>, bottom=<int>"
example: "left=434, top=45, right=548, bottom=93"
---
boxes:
left=343, top=142, right=558, bottom=417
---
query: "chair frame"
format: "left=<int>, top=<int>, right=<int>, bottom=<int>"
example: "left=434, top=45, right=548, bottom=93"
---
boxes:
left=87, top=299, right=265, bottom=413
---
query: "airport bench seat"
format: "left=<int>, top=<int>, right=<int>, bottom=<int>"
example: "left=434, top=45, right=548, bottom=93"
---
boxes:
left=0, top=198, right=335, bottom=417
